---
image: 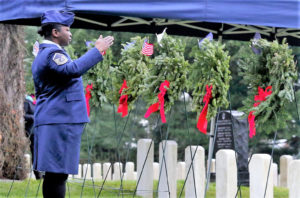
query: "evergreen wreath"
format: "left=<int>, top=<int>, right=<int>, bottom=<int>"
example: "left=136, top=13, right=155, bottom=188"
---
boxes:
left=84, top=48, right=113, bottom=107
left=188, top=39, right=231, bottom=121
left=108, top=36, right=151, bottom=111
left=142, top=33, right=189, bottom=113
left=239, top=38, right=298, bottom=134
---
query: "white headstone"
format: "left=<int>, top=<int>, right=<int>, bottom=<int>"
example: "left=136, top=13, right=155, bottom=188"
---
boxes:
left=272, top=163, right=278, bottom=186
left=125, top=162, right=135, bottom=180
left=158, top=140, right=177, bottom=198
left=31, top=171, right=36, bottom=180
left=93, top=163, right=102, bottom=180
left=137, top=139, right=154, bottom=198
left=288, top=160, right=300, bottom=198
left=211, top=159, right=216, bottom=173
left=249, top=154, right=273, bottom=198
left=279, top=155, right=293, bottom=187
left=185, top=146, right=205, bottom=198
left=207, top=159, right=216, bottom=173
left=153, top=162, right=159, bottom=180
left=24, top=154, right=31, bottom=179
left=74, top=164, right=82, bottom=179
left=134, top=172, right=137, bottom=180
left=216, top=149, right=237, bottom=198
left=176, top=162, right=186, bottom=180
left=83, top=163, right=92, bottom=179
left=113, top=162, right=123, bottom=180
left=103, top=163, right=112, bottom=181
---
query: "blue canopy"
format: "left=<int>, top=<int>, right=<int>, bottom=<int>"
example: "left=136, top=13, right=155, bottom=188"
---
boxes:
left=1, top=0, right=299, bottom=45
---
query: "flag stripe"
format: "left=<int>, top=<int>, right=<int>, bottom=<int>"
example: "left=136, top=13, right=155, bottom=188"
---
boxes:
left=142, top=41, right=153, bottom=56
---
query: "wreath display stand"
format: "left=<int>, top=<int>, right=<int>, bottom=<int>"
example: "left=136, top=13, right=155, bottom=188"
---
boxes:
left=187, top=37, right=232, bottom=196
left=239, top=38, right=298, bottom=197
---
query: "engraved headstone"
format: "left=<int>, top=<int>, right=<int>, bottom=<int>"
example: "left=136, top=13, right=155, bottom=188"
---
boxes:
left=214, top=111, right=249, bottom=185
left=214, top=112, right=234, bottom=152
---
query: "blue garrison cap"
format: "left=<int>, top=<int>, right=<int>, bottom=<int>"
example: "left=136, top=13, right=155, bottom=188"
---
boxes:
left=41, top=10, right=74, bottom=26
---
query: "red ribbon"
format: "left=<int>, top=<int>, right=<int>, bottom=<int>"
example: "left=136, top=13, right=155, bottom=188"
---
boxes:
left=248, top=86, right=272, bottom=138
left=85, top=84, right=93, bottom=117
left=117, top=80, right=128, bottom=117
left=197, top=85, right=213, bottom=134
left=144, top=80, right=170, bottom=123
left=101, top=51, right=106, bottom=55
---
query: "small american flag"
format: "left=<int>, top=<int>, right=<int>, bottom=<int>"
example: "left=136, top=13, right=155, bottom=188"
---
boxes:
left=124, top=40, right=136, bottom=51
left=85, top=41, right=95, bottom=49
left=198, top=32, right=213, bottom=49
left=32, top=41, right=39, bottom=57
left=86, top=41, right=105, bottom=55
left=251, top=32, right=262, bottom=54
left=141, top=39, right=153, bottom=56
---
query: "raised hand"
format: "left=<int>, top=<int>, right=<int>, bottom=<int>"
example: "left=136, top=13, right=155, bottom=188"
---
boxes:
left=95, top=35, right=114, bottom=53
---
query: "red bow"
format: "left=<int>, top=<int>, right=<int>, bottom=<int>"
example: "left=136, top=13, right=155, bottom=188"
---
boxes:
left=248, top=86, right=272, bottom=138
left=197, top=85, right=213, bottom=134
left=144, top=80, right=170, bottom=123
left=85, top=84, right=93, bottom=117
left=117, top=80, right=128, bottom=117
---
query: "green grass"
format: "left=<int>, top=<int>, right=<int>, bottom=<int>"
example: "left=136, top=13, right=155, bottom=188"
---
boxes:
left=0, top=179, right=289, bottom=198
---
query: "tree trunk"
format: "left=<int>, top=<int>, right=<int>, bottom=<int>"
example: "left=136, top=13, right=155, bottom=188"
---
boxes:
left=0, top=24, right=28, bottom=179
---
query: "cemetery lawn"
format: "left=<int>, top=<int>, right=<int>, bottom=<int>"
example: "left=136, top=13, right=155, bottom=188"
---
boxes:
left=0, top=179, right=289, bottom=197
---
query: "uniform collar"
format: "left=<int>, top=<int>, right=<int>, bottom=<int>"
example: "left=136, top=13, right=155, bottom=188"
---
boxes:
left=42, top=40, right=62, bottom=49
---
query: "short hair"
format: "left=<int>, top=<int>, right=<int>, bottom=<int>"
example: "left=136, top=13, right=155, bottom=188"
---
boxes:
left=37, top=23, right=62, bottom=38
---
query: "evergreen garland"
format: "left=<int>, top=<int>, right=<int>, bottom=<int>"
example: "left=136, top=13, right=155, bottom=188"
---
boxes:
left=189, top=39, right=231, bottom=120
left=84, top=48, right=113, bottom=107
left=108, top=36, right=151, bottom=110
left=239, top=38, right=298, bottom=133
left=142, top=34, right=189, bottom=113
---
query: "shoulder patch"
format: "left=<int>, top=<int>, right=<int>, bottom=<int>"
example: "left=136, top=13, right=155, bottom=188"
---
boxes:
left=52, top=53, right=68, bottom=65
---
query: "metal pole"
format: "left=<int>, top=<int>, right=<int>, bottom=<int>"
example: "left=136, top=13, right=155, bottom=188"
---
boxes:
left=205, top=117, right=215, bottom=191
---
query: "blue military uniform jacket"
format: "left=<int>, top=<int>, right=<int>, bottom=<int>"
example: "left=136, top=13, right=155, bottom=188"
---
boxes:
left=32, top=41, right=102, bottom=126
left=32, top=40, right=103, bottom=174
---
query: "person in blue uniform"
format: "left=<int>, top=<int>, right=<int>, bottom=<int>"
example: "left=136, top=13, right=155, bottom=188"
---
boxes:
left=32, top=10, right=114, bottom=198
